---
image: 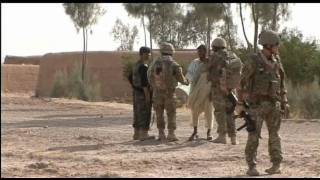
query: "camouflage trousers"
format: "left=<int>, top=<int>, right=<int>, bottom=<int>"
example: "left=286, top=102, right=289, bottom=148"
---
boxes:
left=133, top=90, right=152, bottom=130
left=152, top=90, right=177, bottom=130
left=245, top=100, right=283, bottom=167
left=211, top=87, right=236, bottom=137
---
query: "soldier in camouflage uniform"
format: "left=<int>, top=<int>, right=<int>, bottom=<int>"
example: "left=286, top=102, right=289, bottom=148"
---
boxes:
left=238, top=30, right=289, bottom=176
left=148, top=42, right=189, bottom=142
left=131, top=47, right=155, bottom=141
left=207, top=37, right=242, bottom=145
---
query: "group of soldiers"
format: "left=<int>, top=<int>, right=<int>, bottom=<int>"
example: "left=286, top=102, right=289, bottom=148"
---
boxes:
left=128, top=30, right=289, bottom=176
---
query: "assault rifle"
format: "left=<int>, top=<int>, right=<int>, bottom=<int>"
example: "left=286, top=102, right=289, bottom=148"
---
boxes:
left=227, top=92, right=256, bottom=133
left=234, top=101, right=256, bottom=132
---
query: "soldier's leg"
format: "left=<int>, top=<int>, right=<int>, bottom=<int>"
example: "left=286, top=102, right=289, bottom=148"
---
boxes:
left=211, top=91, right=227, bottom=143
left=225, top=97, right=237, bottom=144
left=265, top=101, right=283, bottom=174
left=153, top=92, right=166, bottom=140
left=245, top=106, right=263, bottom=176
left=204, top=103, right=213, bottom=140
left=165, top=94, right=178, bottom=141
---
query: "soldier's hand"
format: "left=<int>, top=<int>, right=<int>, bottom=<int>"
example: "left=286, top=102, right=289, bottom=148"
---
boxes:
left=281, top=103, right=290, bottom=118
left=184, top=79, right=189, bottom=86
left=146, top=95, right=151, bottom=105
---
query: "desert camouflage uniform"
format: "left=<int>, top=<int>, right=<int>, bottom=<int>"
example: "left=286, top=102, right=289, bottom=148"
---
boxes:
left=240, top=51, right=287, bottom=169
left=207, top=49, right=237, bottom=139
left=148, top=55, right=188, bottom=131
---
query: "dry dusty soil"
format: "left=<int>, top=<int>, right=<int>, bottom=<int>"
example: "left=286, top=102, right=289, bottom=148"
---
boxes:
left=1, top=93, right=319, bottom=178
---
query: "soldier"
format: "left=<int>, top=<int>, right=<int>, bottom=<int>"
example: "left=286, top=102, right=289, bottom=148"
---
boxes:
left=148, top=42, right=189, bottom=142
left=186, top=44, right=214, bottom=141
left=207, top=37, right=242, bottom=145
left=130, top=46, right=155, bottom=141
left=238, top=30, right=289, bottom=176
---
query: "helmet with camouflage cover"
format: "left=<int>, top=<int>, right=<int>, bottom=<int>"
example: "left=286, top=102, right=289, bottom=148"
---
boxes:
left=212, top=37, right=227, bottom=48
left=258, top=30, right=280, bottom=46
left=160, top=42, right=175, bottom=55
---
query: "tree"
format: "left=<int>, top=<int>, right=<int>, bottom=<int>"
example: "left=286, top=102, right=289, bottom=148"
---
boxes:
left=218, top=3, right=239, bottom=51
left=189, top=3, right=225, bottom=56
left=123, top=3, right=156, bottom=60
left=63, top=3, right=105, bottom=80
left=239, top=3, right=290, bottom=52
left=260, top=3, right=290, bottom=31
left=239, top=3, right=253, bottom=50
left=178, top=10, right=208, bottom=48
left=280, top=28, right=320, bottom=86
left=150, top=3, right=190, bottom=49
left=111, top=18, right=139, bottom=51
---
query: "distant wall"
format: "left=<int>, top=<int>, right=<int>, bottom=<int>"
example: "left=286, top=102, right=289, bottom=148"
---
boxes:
left=1, top=64, right=39, bottom=93
left=4, top=55, right=42, bottom=65
left=36, top=51, right=197, bottom=100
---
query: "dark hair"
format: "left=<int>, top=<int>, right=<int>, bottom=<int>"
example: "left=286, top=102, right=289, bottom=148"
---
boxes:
left=197, top=44, right=207, bottom=51
left=139, top=46, right=151, bottom=55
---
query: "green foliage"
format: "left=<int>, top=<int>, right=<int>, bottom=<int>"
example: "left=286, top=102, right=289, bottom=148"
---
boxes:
left=63, top=3, right=106, bottom=32
left=51, top=62, right=102, bottom=102
left=121, top=54, right=136, bottom=81
left=111, top=18, right=139, bottom=51
left=280, top=28, right=320, bottom=86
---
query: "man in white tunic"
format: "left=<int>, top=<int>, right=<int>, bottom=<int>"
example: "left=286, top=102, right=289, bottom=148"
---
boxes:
left=186, top=45, right=214, bottom=141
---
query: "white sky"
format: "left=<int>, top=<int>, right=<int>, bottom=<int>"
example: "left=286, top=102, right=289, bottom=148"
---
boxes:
left=1, top=3, right=320, bottom=62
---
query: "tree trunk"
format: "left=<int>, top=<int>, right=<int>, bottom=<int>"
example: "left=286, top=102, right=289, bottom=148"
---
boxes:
left=84, top=28, right=88, bottom=81
left=240, top=3, right=252, bottom=50
left=148, top=15, right=153, bottom=61
left=142, top=16, right=147, bottom=46
left=82, top=27, right=85, bottom=81
left=271, top=3, right=278, bottom=31
left=251, top=3, right=259, bottom=53
left=223, top=5, right=234, bottom=51
left=207, top=17, right=211, bottom=57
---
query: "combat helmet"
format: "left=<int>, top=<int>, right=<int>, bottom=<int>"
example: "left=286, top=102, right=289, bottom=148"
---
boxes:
left=160, top=42, right=175, bottom=55
left=258, top=30, right=280, bottom=46
left=212, top=37, right=227, bottom=48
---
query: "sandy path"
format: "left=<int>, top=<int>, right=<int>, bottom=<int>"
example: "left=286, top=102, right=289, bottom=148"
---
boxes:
left=1, top=93, right=319, bottom=177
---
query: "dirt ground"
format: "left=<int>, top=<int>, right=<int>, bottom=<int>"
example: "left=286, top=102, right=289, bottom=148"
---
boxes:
left=1, top=93, right=319, bottom=178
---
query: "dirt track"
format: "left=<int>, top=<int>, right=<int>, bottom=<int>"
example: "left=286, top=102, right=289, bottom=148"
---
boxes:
left=1, top=93, right=319, bottom=178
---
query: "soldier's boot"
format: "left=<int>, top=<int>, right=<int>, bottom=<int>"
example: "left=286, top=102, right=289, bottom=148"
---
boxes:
left=207, top=129, right=213, bottom=140
left=139, top=129, right=155, bottom=141
left=265, top=163, right=281, bottom=174
left=167, top=129, right=179, bottom=142
left=158, top=129, right=166, bottom=141
left=246, top=165, right=260, bottom=176
left=212, top=134, right=227, bottom=144
left=133, top=128, right=140, bottom=140
left=188, top=127, right=198, bottom=141
left=230, top=136, right=238, bottom=145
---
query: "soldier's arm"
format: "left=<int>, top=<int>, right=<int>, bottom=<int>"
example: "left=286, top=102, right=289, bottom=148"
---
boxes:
left=278, top=60, right=288, bottom=104
left=147, top=61, right=155, bottom=86
left=175, top=65, right=189, bottom=85
left=238, top=57, right=255, bottom=101
left=206, top=55, right=215, bottom=81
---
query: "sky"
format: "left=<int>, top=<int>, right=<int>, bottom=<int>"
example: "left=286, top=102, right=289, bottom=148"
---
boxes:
left=2, top=3, right=320, bottom=62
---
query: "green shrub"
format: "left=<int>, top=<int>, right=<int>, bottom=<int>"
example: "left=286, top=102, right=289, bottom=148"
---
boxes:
left=51, top=62, right=101, bottom=101
left=121, top=54, right=136, bottom=81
